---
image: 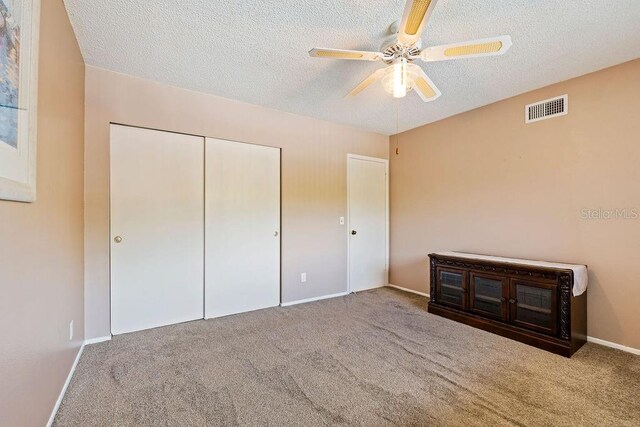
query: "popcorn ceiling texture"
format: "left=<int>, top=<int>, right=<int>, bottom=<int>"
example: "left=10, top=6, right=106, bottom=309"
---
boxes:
left=64, top=0, right=640, bottom=134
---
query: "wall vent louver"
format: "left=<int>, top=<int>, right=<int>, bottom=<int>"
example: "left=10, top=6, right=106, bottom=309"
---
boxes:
left=525, top=94, right=568, bottom=123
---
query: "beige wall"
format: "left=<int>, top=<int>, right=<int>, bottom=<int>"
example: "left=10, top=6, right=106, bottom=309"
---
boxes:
left=389, top=59, right=640, bottom=350
left=0, top=0, right=85, bottom=425
left=84, top=66, right=388, bottom=339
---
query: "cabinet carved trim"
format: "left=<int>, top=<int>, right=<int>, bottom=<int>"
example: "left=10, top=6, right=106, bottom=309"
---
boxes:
left=559, top=273, right=572, bottom=341
left=429, top=257, right=437, bottom=303
left=436, top=257, right=558, bottom=281
left=428, top=253, right=587, bottom=357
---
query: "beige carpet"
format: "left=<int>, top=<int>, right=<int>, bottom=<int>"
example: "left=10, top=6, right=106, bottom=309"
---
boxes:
left=54, top=288, right=639, bottom=426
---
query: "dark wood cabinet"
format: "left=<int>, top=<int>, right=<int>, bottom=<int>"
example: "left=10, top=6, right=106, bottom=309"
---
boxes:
left=435, top=267, right=468, bottom=311
left=428, top=253, right=587, bottom=357
left=509, top=278, right=558, bottom=336
left=469, top=272, right=508, bottom=321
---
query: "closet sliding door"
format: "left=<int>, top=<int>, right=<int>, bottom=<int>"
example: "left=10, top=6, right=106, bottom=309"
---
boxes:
left=205, top=138, right=281, bottom=318
left=110, top=125, right=204, bottom=335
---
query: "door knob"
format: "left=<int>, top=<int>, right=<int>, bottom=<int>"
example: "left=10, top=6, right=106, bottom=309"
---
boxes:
left=351, top=230, right=357, bottom=235
left=114, top=236, right=123, bottom=243
left=274, top=231, right=279, bottom=237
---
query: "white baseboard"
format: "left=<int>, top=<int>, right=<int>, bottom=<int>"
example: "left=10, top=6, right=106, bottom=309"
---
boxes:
left=281, top=291, right=350, bottom=307
left=46, top=342, right=85, bottom=427
left=47, top=335, right=113, bottom=425
left=587, top=336, right=640, bottom=355
left=84, top=335, right=112, bottom=345
left=387, top=284, right=430, bottom=298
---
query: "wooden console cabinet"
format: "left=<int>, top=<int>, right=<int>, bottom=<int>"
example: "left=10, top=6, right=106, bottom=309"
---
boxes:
left=428, top=253, right=587, bottom=357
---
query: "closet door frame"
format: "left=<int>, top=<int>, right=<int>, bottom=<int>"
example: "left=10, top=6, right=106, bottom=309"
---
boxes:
left=109, top=123, right=283, bottom=331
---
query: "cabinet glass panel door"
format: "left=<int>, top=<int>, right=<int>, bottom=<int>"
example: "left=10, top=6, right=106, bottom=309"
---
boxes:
left=509, top=279, right=557, bottom=336
left=470, top=273, right=507, bottom=321
left=436, top=268, right=467, bottom=310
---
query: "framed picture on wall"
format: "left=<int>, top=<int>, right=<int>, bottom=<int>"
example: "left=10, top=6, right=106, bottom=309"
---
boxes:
left=0, top=0, right=40, bottom=202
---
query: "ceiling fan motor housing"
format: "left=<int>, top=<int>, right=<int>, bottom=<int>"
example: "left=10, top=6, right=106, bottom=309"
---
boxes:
left=380, top=25, right=422, bottom=64
left=381, top=41, right=422, bottom=64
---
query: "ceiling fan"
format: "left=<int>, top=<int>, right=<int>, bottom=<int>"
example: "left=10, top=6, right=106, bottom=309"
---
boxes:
left=308, top=0, right=512, bottom=102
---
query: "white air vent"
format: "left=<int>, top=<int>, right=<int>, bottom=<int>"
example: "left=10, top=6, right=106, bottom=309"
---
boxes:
left=525, top=94, right=568, bottom=123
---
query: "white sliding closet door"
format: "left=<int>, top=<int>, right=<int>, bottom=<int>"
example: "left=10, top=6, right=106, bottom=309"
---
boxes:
left=110, top=125, right=204, bottom=335
left=205, top=138, right=280, bottom=318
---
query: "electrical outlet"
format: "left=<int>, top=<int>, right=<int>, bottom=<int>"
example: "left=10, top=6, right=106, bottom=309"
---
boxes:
left=339, top=216, right=345, bottom=225
left=69, top=320, right=74, bottom=341
left=301, top=273, right=307, bottom=283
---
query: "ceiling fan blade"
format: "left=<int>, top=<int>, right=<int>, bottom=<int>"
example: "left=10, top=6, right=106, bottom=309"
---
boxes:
left=309, top=48, right=382, bottom=61
left=420, top=36, right=512, bottom=62
left=397, top=0, right=439, bottom=46
left=412, top=67, right=441, bottom=102
left=346, top=69, right=386, bottom=97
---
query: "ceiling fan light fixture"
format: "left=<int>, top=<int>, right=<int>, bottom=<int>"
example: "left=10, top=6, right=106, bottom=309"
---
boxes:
left=393, top=58, right=408, bottom=98
left=309, top=1, right=512, bottom=102
left=382, top=61, right=421, bottom=98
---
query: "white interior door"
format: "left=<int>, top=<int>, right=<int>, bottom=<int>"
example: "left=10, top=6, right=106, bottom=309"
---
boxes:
left=110, top=125, right=204, bottom=335
left=205, top=138, right=280, bottom=318
left=348, top=155, right=388, bottom=292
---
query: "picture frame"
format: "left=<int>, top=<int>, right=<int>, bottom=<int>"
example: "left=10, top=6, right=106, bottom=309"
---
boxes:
left=0, top=0, right=41, bottom=202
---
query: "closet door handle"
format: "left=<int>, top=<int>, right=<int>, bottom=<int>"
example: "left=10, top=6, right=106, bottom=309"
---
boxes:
left=114, top=236, right=123, bottom=243
left=351, top=230, right=357, bottom=235
left=274, top=231, right=279, bottom=237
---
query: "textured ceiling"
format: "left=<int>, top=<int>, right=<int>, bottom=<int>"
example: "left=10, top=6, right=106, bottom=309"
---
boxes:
left=64, top=0, right=640, bottom=135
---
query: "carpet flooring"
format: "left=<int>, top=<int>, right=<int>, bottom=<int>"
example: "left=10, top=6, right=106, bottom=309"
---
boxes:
left=54, top=288, right=640, bottom=426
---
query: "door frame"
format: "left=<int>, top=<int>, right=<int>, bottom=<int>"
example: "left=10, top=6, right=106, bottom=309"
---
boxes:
left=346, top=154, right=389, bottom=293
